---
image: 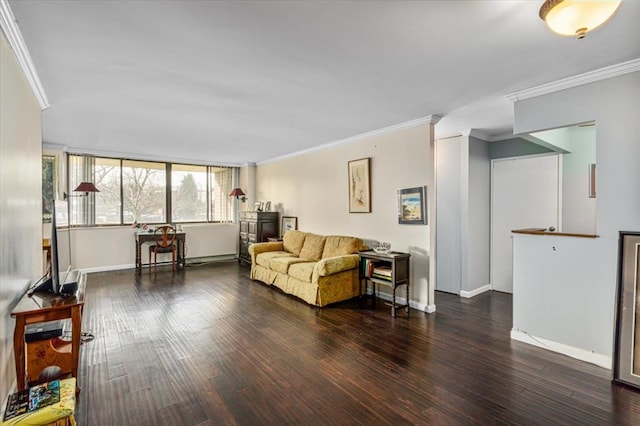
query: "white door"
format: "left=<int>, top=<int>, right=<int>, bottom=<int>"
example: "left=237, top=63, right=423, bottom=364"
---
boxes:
left=491, top=154, right=560, bottom=293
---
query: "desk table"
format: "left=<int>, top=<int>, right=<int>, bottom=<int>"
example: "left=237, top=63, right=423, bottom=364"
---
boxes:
left=135, top=231, right=186, bottom=270
left=11, top=276, right=86, bottom=391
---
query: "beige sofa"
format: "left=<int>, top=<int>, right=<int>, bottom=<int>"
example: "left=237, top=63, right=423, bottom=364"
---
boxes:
left=248, top=230, right=366, bottom=306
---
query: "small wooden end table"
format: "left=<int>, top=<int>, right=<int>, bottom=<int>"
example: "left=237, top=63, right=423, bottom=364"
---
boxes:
left=359, top=250, right=410, bottom=317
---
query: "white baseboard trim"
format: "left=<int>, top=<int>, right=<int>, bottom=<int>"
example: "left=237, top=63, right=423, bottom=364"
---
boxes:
left=510, top=329, right=611, bottom=369
left=368, top=290, right=436, bottom=313
left=78, top=255, right=238, bottom=274
left=460, top=284, right=491, bottom=298
left=79, top=264, right=135, bottom=274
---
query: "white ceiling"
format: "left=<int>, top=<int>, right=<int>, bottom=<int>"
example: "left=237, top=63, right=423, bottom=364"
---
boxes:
left=8, top=1, right=640, bottom=165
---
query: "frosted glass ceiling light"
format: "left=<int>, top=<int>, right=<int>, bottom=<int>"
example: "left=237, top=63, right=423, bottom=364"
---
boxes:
left=539, top=0, right=622, bottom=39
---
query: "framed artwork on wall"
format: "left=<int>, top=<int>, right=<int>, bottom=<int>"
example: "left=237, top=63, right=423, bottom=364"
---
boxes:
left=348, top=157, right=371, bottom=213
left=42, top=155, right=56, bottom=223
left=281, top=216, right=298, bottom=237
left=613, top=231, right=640, bottom=390
left=397, top=186, right=427, bottom=225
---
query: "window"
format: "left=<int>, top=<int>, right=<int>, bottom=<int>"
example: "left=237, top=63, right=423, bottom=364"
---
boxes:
left=94, top=157, right=121, bottom=225
left=122, top=160, right=166, bottom=224
left=68, top=154, right=236, bottom=226
left=172, top=164, right=207, bottom=222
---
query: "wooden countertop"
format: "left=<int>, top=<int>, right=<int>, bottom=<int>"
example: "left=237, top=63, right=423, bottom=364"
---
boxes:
left=511, top=228, right=598, bottom=239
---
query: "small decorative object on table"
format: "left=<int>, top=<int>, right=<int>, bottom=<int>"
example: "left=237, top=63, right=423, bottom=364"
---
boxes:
left=372, top=241, right=391, bottom=254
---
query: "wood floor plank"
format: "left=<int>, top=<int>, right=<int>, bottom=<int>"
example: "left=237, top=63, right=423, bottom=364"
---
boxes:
left=72, top=262, right=640, bottom=425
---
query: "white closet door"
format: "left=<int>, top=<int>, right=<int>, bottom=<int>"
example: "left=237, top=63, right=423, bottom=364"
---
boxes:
left=491, top=154, right=560, bottom=294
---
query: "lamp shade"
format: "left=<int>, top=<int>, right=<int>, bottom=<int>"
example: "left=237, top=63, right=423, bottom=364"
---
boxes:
left=229, top=188, right=246, bottom=197
left=73, top=182, right=100, bottom=193
left=539, top=0, right=622, bottom=39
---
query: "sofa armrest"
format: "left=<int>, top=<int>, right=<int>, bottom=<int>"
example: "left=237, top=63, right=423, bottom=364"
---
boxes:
left=248, top=242, right=283, bottom=256
left=314, top=254, right=359, bottom=277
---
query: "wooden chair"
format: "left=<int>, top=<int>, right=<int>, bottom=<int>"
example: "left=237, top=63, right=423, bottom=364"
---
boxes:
left=148, top=225, right=177, bottom=272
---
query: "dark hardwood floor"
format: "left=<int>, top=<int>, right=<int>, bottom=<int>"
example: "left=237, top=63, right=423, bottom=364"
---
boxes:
left=75, top=261, right=640, bottom=425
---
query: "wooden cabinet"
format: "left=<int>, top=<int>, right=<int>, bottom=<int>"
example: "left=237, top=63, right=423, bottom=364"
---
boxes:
left=359, top=250, right=410, bottom=317
left=238, top=211, right=279, bottom=264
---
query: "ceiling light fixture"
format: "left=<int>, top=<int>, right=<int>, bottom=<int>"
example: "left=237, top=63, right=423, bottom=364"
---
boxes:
left=539, top=0, right=622, bottom=39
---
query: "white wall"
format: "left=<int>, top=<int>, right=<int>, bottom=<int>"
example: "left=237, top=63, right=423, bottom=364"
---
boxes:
left=435, top=135, right=463, bottom=294
left=0, top=31, right=43, bottom=403
left=435, top=134, right=490, bottom=296
left=71, top=223, right=239, bottom=271
left=467, top=137, right=490, bottom=293
left=513, top=234, right=610, bottom=367
left=512, top=71, right=640, bottom=363
left=256, top=123, right=435, bottom=311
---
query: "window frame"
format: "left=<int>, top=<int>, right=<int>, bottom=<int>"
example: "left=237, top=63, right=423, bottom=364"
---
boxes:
left=67, top=154, right=237, bottom=227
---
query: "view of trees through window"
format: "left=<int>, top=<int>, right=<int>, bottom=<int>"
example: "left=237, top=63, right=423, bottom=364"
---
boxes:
left=172, top=164, right=207, bottom=222
left=122, top=160, right=166, bottom=224
left=68, top=154, right=235, bottom=226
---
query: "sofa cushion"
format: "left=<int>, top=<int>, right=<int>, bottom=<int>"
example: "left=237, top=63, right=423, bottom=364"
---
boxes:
left=288, top=262, right=316, bottom=282
left=283, top=230, right=307, bottom=256
left=322, top=236, right=364, bottom=259
left=270, top=256, right=310, bottom=274
left=299, top=233, right=327, bottom=261
left=256, top=251, right=291, bottom=268
left=315, top=254, right=359, bottom=277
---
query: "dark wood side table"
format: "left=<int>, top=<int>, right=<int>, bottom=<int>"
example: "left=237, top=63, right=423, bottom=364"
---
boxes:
left=359, top=250, right=410, bottom=317
left=11, top=274, right=86, bottom=391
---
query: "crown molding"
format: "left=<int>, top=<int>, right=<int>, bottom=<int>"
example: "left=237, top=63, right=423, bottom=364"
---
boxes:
left=506, top=58, right=640, bottom=103
left=0, top=0, right=49, bottom=110
left=61, top=145, right=242, bottom=168
left=43, top=142, right=66, bottom=151
left=259, top=115, right=441, bottom=165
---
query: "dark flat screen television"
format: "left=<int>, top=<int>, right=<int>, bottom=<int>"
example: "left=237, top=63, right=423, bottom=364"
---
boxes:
left=30, top=200, right=79, bottom=296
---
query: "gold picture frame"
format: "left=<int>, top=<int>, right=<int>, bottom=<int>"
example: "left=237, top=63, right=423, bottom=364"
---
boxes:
left=348, top=157, right=371, bottom=213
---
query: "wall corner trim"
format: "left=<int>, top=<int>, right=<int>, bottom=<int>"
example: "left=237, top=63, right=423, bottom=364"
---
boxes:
left=505, top=58, right=640, bottom=103
left=426, top=115, right=442, bottom=125
left=460, top=284, right=491, bottom=298
left=510, top=329, right=611, bottom=369
left=0, top=0, right=49, bottom=110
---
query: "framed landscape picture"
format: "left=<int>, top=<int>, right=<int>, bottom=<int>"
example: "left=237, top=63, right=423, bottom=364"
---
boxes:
left=613, top=231, right=640, bottom=390
left=348, top=157, right=371, bottom=213
left=398, top=186, right=427, bottom=225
